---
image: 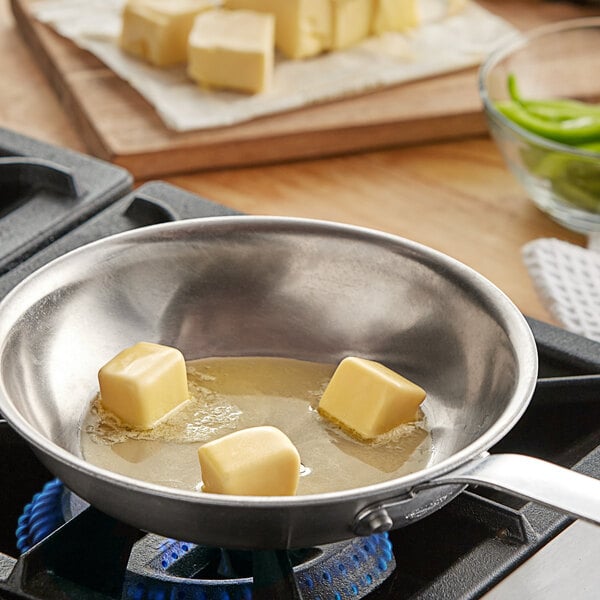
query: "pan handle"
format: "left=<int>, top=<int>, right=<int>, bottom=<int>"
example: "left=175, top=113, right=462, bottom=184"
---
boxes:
left=428, top=453, right=600, bottom=525
left=352, top=453, right=600, bottom=536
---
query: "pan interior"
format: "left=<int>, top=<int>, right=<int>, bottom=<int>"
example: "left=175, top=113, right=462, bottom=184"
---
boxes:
left=0, top=218, right=536, bottom=495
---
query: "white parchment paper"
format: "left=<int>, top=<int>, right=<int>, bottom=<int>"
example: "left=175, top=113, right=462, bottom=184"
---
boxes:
left=30, top=0, right=518, bottom=131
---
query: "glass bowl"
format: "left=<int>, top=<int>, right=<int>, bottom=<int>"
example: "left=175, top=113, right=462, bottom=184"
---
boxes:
left=479, top=18, right=600, bottom=233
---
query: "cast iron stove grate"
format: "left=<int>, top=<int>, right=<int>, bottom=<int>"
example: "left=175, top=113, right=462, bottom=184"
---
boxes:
left=0, top=127, right=599, bottom=599
left=0, top=127, right=132, bottom=277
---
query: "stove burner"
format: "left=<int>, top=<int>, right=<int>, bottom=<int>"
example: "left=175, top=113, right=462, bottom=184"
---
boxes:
left=16, top=479, right=63, bottom=553
left=16, top=481, right=396, bottom=599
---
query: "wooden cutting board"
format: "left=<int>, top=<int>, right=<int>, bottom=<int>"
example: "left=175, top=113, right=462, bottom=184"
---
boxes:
left=10, top=0, right=600, bottom=179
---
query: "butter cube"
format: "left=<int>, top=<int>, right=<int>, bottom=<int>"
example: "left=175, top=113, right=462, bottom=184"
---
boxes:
left=372, top=0, right=419, bottom=35
left=226, top=0, right=332, bottom=59
left=187, top=10, right=275, bottom=94
left=331, top=0, right=373, bottom=50
left=198, top=426, right=301, bottom=495
left=119, top=0, right=218, bottom=67
left=98, top=342, right=188, bottom=429
left=318, top=357, right=425, bottom=439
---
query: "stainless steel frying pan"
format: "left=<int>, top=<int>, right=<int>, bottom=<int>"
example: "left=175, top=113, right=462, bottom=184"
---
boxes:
left=0, top=217, right=598, bottom=550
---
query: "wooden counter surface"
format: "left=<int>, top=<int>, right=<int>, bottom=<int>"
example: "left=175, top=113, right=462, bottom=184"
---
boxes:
left=0, top=0, right=593, bottom=327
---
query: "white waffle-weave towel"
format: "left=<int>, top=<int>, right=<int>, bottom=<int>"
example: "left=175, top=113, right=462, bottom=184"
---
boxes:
left=522, top=236, right=600, bottom=342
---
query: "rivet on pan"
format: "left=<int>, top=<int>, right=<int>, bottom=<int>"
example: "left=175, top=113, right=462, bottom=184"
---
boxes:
left=362, top=508, right=394, bottom=535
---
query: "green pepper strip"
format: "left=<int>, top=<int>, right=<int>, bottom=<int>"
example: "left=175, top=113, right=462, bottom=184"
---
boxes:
left=503, top=75, right=600, bottom=210
left=579, top=141, right=600, bottom=155
left=522, top=103, right=600, bottom=122
left=507, top=73, right=600, bottom=121
left=534, top=151, right=600, bottom=188
left=496, top=100, right=600, bottom=145
left=551, top=177, right=600, bottom=213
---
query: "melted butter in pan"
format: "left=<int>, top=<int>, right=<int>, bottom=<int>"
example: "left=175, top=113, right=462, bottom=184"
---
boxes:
left=81, top=357, right=432, bottom=495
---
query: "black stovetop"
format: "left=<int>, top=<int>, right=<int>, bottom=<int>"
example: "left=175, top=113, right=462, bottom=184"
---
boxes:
left=0, top=127, right=599, bottom=600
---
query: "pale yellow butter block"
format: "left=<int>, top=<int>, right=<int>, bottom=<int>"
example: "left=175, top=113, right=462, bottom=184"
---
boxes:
left=448, top=0, right=468, bottom=16
left=331, top=0, right=373, bottom=50
left=273, top=0, right=333, bottom=59
left=98, top=342, right=188, bottom=429
left=223, top=0, right=274, bottom=13
left=372, top=0, right=419, bottom=35
left=119, top=0, right=218, bottom=67
left=226, top=0, right=332, bottom=59
left=318, top=357, right=426, bottom=440
left=198, top=426, right=301, bottom=495
left=187, top=10, right=275, bottom=94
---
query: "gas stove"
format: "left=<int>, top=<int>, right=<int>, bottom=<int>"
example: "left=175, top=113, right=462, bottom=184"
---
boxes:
left=0, top=127, right=599, bottom=599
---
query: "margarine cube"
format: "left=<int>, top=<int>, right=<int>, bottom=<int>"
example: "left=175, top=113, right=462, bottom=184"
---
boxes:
left=98, top=342, right=188, bottom=429
left=226, top=0, right=332, bottom=59
left=188, top=10, right=275, bottom=93
left=331, top=0, right=373, bottom=50
left=198, top=426, right=301, bottom=495
left=318, top=357, right=426, bottom=439
left=371, top=0, right=419, bottom=35
left=119, top=0, right=218, bottom=67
